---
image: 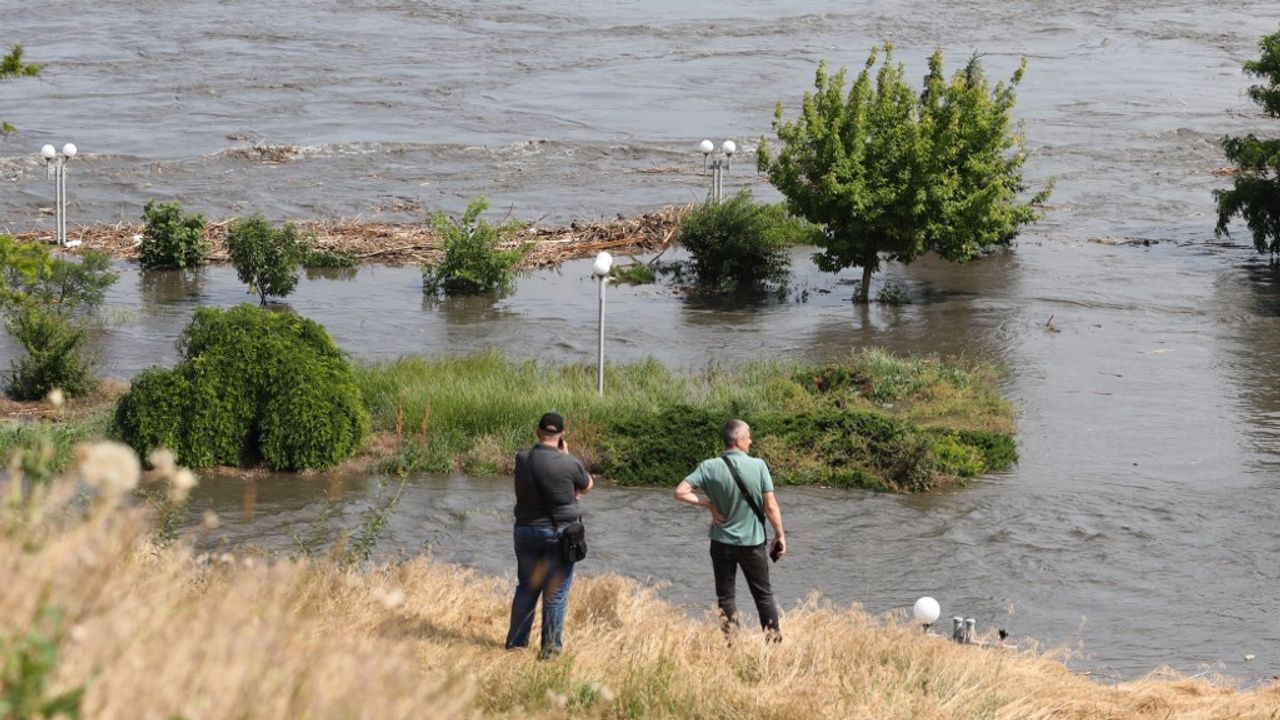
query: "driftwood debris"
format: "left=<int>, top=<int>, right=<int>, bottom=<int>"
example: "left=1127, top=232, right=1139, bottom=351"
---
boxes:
left=12, top=205, right=690, bottom=269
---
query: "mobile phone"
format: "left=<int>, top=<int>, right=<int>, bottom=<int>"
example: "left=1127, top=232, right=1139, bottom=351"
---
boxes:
left=769, top=540, right=783, bottom=563
left=557, top=437, right=566, bottom=450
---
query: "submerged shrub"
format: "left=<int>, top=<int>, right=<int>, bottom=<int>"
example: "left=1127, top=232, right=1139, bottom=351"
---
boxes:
left=139, top=200, right=208, bottom=270
left=113, top=305, right=369, bottom=471
left=5, top=305, right=95, bottom=400
left=1, top=238, right=117, bottom=400
left=677, top=191, right=821, bottom=291
left=226, top=214, right=307, bottom=305
left=421, top=197, right=530, bottom=297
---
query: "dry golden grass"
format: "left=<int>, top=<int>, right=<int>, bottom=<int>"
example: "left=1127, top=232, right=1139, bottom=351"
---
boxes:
left=3, top=469, right=1279, bottom=718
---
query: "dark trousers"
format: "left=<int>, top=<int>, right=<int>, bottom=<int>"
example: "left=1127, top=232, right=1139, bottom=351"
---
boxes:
left=710, top=539, right=780, bottom=637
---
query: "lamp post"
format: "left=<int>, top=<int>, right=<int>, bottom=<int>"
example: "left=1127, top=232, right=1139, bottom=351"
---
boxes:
left=41, top=142, right=77, bottom=247
left=913, top=596, right=941, bottom=633
left=699, top=139, right=736, bottom=203
left=592, top=251, right=613, bottom=396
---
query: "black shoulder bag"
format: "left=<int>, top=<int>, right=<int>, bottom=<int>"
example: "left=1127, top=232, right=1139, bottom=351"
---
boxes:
left=722, top=454, right=782, bottom=563
left=531, top=466, right=588, bottom=563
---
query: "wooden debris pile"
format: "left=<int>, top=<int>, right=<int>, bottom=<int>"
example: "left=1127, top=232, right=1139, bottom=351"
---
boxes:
left=12, top=205, right=690, bottom=268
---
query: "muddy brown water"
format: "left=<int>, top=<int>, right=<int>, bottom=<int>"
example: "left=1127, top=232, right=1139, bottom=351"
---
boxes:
left=2, top=0, right=1279, bottom=684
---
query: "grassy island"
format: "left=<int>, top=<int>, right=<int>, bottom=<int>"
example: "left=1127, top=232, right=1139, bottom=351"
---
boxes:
left=1, top=350, right=1014, bottom=493
left=358, top=349, right=1016, bottom=493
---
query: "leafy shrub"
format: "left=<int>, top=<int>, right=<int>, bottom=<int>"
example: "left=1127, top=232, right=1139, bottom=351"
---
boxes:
left=677, top=191, right=821, bottom=291
left=303, top=247, right=358, bottom=268
left=611, top=263, right=657, bottom=285
left=0, top=238, right=117, bottom=400
left=422, top=198, right=530, bottom=297
left=5, top=306, right=94, bottom=400
left=113, top=305, right=369, bottom=471
left=225, top=214, right=307, bottom=305
left=139, top=200, right=207, bottom=270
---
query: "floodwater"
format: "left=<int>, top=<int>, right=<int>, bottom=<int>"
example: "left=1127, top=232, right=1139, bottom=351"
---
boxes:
left=2, top=0, right=1279, bottom=684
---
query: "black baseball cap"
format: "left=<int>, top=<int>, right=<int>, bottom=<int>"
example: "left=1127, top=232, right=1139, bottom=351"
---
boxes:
left=538, top=412, right=565, bottom=434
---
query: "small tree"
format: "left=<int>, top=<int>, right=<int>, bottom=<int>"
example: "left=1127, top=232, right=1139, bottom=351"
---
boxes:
left=678, top=191, right=820, bottom=291
left=139, top=200, right=208, bottom=269
left=422, top=198, right=529, bottom=297
left=225, top=214, right=306, bottom=305
left=0, top=235, right=117, bottom=400
left=0, top=44, right=39, bottom=135
left=758, top=44, right=1049, bottom=303
left=1215, top=27, right=1280, bottom=258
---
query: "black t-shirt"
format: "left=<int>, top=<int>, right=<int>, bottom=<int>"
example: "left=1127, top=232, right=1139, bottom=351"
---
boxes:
left=513, top=444, right=591, bottom=527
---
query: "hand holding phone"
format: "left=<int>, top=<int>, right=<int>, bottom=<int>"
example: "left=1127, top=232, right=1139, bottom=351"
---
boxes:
left=769, top=538, right=785, bottom=563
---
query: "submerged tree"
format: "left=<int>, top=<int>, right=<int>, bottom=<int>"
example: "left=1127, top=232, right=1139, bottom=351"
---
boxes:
left=1215, top=27, right=1280, bottom=258
left=0, top=44, right=40, bottom=135
left=758, top=44, right=1050, bottom=303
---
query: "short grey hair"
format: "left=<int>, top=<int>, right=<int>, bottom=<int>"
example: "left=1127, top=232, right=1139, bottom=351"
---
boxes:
left=721, top=419, right=750, bottom=448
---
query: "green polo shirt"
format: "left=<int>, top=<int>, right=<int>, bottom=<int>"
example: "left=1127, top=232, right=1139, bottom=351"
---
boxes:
left=685, top=450, right=774, bottom=547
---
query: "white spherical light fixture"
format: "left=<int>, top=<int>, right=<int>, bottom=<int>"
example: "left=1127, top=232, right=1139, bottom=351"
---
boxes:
left=721, top=140, right=736, bottom=156
left=592, top=251, right=613, bottom=277
left=913, top=596, right=941, bottom=626
left=41, top=144, right=57, bottom=160
left=699, top=139, right=714, bottom=154
left=62, top=143, right=78, bottom=158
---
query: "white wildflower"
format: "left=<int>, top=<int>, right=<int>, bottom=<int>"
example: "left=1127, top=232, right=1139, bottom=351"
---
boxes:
left=597, top=684, right=616, bottom=703
left=168, top=468, right=197, bottom=503
left=46, top=388, right=65, bottom=408
left=76, top=441, right=141, bottom=498
left=373, top=587, right=406, bottom=610
left=202, top=509, right=220, bottom=530
left=545, top=690, right=567, bottom=709
left=148, top=448, right=177, bottom=476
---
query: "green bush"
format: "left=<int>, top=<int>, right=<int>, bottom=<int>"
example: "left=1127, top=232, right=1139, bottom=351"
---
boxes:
left=677, top=191, right=821, bottom=291
left=0, top=238, right=117, bottom=400
left=422, top=198, right=530, bottom=297
left=225, top=214, right=307, bottom=305
left=139, top=200, right=207, bottom=270
left=5, top=306, right=94, bottom=400
left=113, top=305, right=369, bottom=471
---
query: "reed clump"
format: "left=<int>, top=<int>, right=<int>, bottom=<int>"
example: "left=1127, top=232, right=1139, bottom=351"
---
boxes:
left=358, top=349, right=1016, bottom=492
left=1, top=445, right=1277, bottom=719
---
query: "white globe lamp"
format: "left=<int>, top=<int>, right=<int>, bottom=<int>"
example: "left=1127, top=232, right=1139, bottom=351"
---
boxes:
left=62, top=143, right=77, bottom=158
left=913, top=596, right=941, bottom=631
left=41, top=144, right=56, bottom=160
left=721, top=139, right=736, bottom=156
left=699, top=139, right=714, bottom=154
left=592, top=251, right=613, bottom=277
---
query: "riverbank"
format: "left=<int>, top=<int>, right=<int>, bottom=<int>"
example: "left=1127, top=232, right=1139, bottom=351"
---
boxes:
left=5, top=471, right=1278, bottom=720
left=11, top=207, right=686, bottom=268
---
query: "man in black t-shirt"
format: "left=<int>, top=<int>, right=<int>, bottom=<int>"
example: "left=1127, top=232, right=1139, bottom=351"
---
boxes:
left=505, top=412, right=593, bottom=659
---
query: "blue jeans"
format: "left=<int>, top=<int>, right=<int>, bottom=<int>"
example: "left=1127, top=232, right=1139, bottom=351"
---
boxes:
left=505, top=524, right=576, bottom=657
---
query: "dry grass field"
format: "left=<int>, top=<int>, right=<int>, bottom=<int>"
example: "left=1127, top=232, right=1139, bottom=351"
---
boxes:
left=2, top=443, right=1279, bottom=720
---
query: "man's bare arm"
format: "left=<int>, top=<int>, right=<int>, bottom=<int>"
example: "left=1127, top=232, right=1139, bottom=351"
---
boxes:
left=763, top=492, right=785, bottom=556
left=674, top=480, right=725, bottom=525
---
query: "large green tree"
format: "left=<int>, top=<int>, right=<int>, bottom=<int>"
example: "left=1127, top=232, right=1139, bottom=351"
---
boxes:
left=0, top=44, right=40, bottom=135
left=758, top=44, right=1050, bottom=303
left=1215, top=28, right=1280, bottom=257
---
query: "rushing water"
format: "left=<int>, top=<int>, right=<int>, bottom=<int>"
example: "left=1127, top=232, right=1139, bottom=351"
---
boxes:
left=3, top=0, right=1280, bottom=685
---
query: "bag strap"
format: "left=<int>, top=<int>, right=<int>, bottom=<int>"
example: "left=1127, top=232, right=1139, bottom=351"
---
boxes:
left=721, top=454, right=767, bottom=537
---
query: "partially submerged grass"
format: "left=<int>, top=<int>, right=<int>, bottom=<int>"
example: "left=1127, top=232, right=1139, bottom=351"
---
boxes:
left=356, top=349, right=1015, bottom=492
left=2, top=463, right=1277, bottom=720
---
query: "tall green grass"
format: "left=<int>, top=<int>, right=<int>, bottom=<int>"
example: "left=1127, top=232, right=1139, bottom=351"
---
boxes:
left=354, top=349, right=1015, bottom=492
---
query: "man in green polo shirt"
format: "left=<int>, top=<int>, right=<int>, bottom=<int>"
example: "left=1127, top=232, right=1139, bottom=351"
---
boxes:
left=673, top=419, right=786, bottom=639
